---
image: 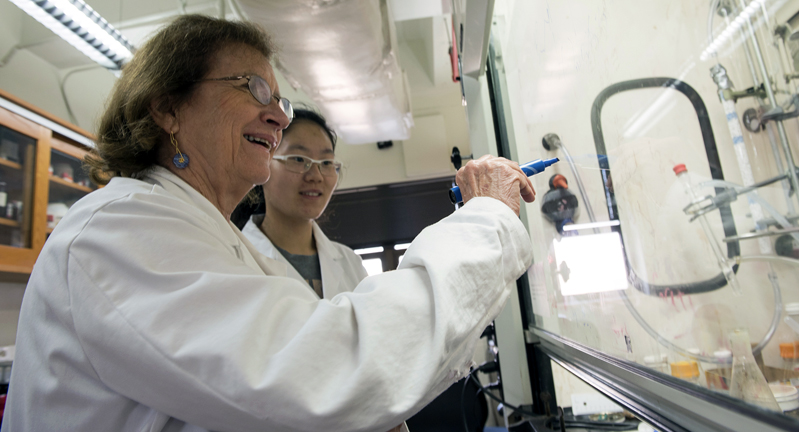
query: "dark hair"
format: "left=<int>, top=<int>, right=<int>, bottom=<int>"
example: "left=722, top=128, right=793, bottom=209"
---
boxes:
left=84, top=15, right=276, bottom=185
left=231, top=108, right=338, bottom=229
left=289, top=106, right=338, bottom=151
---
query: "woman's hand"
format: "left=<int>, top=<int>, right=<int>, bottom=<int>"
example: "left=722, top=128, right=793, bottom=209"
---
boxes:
left=455, top=155, right=536, bottom=216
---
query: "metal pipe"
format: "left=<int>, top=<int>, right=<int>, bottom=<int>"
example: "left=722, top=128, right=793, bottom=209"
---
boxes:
left=739, top=0, right=799, bottom=208
left=765, top=123, right=796, bottom=214
left=723, top=8, right=763, bottom=89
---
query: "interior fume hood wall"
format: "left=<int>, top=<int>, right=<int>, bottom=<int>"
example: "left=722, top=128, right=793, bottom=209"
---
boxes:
left=484, top=0, right=799, bottom=405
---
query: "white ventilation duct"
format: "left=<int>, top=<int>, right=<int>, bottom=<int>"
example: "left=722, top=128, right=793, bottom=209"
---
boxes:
left=237, top=0, right=413, bottom=145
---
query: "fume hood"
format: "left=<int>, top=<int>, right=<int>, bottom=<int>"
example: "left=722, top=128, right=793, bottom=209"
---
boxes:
left=457, top=0, right=799, bottom=430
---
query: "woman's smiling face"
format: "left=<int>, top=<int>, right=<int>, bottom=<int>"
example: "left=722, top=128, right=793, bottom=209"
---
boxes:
left=262, top=119, right=339, bottom=223
left=173, top=43, right=290, bottom=194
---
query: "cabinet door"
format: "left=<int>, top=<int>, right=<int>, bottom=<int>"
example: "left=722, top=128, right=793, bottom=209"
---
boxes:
left=47, top=138, right=96, bottom=235
left=0, top=107, right=50, bottom=273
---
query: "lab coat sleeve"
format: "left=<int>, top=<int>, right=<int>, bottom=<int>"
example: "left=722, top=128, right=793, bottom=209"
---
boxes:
left=67, top=193, right=531, bottom=432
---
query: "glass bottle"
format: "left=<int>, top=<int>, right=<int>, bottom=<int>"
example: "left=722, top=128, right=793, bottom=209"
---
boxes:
left=706, top=349, right=732, bottom=393
left=778, top=342, right=799, bottom=388
left=670, top=360, right=701, bottom=386
left=687, top=348, right=708, bottom=387
left=728, top=329, right=781, bottom=411
left=0, top=180, right=7, bottom=218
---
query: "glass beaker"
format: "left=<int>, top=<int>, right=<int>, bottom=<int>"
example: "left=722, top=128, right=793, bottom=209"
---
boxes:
left=728, top=329, right=781, bottom=411
left=707, top=350, right=732, bottom=392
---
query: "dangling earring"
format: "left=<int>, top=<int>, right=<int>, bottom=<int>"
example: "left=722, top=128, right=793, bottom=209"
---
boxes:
left=171, top=131, right=189, bottom=169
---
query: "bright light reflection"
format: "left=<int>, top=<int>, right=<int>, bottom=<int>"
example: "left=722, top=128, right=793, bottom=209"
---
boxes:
left=354, top=246, right=384, bottom=255
left=561, top=220, right=621, bottom=232
left=553, top=232, right=628, bottom=296
left=362, top=258, right=384, bottom=276
left=700, top=0, right=766, bottom=61
left=393, top=243, right=411, bottom=250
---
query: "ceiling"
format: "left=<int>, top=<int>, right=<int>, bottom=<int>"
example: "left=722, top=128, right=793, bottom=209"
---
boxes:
left=0, top=0, right=469, bottom=190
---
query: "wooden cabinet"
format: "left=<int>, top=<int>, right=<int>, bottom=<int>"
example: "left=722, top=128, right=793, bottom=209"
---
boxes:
left=0, top=90, right=97, bottom=280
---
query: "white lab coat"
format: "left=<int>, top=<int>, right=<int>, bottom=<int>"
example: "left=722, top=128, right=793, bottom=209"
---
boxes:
left=4, top=166, right=532, bottom=432
left=241, top=217, right=367, bottom=299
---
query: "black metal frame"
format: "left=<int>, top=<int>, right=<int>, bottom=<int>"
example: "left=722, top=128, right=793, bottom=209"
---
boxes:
left=591, top=77, right=742, bottom=295
left=533, top=329, right=799, bottom=432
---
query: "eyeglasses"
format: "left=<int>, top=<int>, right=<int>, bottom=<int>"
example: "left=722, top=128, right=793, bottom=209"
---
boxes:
left=272, top=155, right=342, bottom=176
left=196, top=75, right=294, bottom=124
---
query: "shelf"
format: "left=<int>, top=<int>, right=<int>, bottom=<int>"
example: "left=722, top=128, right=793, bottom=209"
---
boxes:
left=46, top=227, right=53, bottom=234
left=0, top=158, right=22, bottom=170
left=49, top=176, right=93, bottom=193
left=0, top=218, right=20, bottom=228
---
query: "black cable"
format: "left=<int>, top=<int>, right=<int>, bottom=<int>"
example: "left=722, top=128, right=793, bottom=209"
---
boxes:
left=469, top=372, right=639, bottom=431
left=468, top=373, right=538, bottom=418
left=461, top=377, right=470, bottom=432
left=544, top=417, right=639, bottom=431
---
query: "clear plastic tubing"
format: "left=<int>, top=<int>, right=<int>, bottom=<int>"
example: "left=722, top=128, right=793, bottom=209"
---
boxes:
left=674, top=164, right=742, bottom=295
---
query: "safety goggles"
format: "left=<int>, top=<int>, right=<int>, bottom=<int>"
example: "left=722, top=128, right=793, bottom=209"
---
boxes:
left=272, top=155, right=342, bottom=176
left=197, top=75, right=294, bottom=124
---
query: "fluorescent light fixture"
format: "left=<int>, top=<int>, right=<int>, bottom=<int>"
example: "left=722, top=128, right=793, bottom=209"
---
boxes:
left=552, top=232, right=628, bottom=296
left=700, top=0, right=765, bottom=61
left=354, top=246, right=384, bottom=255
left=393, top=242, right=411, bottom=250
left=561, top=220, right=621, bottom=232
left=10, top=0, right=134, bottom=69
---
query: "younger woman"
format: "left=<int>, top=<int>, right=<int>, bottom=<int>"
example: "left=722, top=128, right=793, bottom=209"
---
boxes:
left=237, top=108, right=367, bottom=299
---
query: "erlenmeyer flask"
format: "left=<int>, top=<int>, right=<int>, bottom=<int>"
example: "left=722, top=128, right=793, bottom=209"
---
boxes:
left=728, top=329, right=781, bottom=411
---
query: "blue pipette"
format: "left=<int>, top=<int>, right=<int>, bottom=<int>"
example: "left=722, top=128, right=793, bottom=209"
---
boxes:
left=449, top=157, right=559, bottom=203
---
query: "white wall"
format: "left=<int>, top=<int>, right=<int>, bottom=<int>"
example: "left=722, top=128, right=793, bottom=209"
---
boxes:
left=491, top=0, right=799, bottom=392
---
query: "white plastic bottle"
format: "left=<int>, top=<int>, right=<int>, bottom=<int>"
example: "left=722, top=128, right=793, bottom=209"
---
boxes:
left=673, top=164, right=742, bottom=295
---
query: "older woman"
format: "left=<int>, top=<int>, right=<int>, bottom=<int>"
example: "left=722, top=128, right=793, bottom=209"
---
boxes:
left=3, top=14, right=535, bottom=432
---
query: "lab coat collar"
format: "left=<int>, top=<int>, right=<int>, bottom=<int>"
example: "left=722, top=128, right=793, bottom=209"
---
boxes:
left=142, top=166, right=287, bottom=277
left=312, top=222, right=344, bottom=298
left=143, top=166, right=226, bottom=234
left=242, top=217, right=345, bottom=298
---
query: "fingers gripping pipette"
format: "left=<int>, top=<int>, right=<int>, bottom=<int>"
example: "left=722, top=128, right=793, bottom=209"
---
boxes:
left=449, top=158, right=560, bottom=203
